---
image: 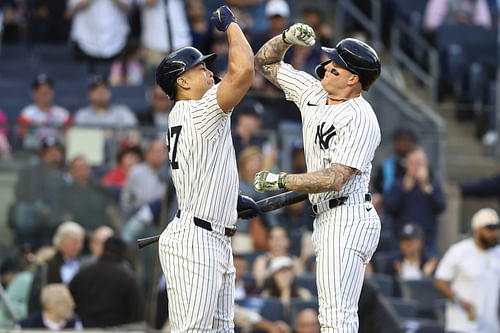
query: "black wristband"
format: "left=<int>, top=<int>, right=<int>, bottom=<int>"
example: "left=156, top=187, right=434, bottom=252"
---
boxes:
left=282, top=30, right=292, bottom=45
left=278, top=172, right=288, bottom=189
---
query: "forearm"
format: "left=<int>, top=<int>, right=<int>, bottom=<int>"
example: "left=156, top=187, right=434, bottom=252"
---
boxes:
left=254, top=35, right=291, bottom=87
left=434, top=279, right=455, bottom=300
left=283, top=163, right=354, bottom=194
left=227, top=22, right=254, bottom=77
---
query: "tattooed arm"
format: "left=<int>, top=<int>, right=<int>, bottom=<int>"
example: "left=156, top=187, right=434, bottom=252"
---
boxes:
left=284, top=163, right=356, bottom=193
left=254, top=35, right=291, bottom=88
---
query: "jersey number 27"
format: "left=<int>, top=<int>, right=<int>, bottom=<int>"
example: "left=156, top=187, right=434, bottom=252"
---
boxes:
left=167, top=125, right=182, bottom=169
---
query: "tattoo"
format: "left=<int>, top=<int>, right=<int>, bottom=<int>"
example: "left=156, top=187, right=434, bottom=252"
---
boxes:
left=254, top=35, right=292, bottom=88
left=284, top=163, right=356, bottom=193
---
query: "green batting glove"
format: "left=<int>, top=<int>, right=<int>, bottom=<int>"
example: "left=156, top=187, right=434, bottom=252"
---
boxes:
left=254, top=170, right=288, bottom=193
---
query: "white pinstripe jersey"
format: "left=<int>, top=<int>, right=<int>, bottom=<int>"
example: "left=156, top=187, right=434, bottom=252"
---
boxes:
left=277, top=63, right=381, bottom=205
left=166, top=84, right=239, bottom=227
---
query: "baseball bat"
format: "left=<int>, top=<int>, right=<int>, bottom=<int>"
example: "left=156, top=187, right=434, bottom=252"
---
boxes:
left=136, top=191, right=308, bottom=249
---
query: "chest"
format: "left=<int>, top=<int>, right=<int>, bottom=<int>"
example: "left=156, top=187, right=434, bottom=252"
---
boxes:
left=456, top=251, right=500, bottom=282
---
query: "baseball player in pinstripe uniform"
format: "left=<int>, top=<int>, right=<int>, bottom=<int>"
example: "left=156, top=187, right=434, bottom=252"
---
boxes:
left=155, top=5, right=259, bottom=332
left=253, top=24, right=382, bottom=332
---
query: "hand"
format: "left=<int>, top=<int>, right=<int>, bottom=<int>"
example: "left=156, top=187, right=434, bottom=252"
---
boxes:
left=210, top=5, right=236, bottom=32
left=415, top=166, right=429, bottom=185
left=270, top=320, right=291, bottom=333
left=254, top=170, right=287, bottom=192
left=458, top=299, right=474, bottom=314
left=237, top=194, right=262, bottom=219
left=282, top=23, right=316, bottom=46
left=422, top=257, right=438, bottom=277
left=402, top=173, right=416, bottom=192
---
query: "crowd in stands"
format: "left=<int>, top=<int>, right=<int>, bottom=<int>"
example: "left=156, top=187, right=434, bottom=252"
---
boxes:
left=0, top=0, right=499, bottom=332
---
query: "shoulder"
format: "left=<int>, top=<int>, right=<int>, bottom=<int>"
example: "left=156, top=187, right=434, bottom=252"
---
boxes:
left=52, top=105, right=70, bottom=115
left=74, top=106, right=92, bottom=116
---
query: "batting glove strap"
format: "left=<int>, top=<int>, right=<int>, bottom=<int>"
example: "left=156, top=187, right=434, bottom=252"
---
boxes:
left=282, top=23, right=316, bottom=47
left=210, top=5, right=237, bottom=32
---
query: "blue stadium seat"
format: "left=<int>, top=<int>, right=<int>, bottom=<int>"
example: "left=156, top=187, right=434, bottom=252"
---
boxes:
left=31, top=43, right=74, bottom=64
left=371, top=250, right=398, bottom=273
left=377, top=230, right=398, bottom=252
left=368, top=273, right=395, bottom=297
left=259, top=297, right=285, bottom=322
left=244, top=250, right=266, bottom=272
left=296, top=273, right=317, bottom=296
left=0, top=43, right=29, bottom=60
left=288, top=297, right=319, bottom=324
left=37, top=63, right=89, bottom=83
left=385, top=297, right=418, bottom=319
left=399, top=278, right=445, bottom=319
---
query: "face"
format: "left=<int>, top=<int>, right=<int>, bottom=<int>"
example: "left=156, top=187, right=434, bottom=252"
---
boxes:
left=406, top=149, right=427, bottom=176
left=320, top=61, right=358, bottom=94
left=399, top=238, right=423, bottom=257
left=476, top=226, right=499, bottom=249
left=42, top=146, right=63, bottom=166
left=238, top=114, right=262, bottom=135
left=121, top=151, right=141, bottom=172
left=394, top=136, right=416, bottom=158
left=233, top=257, right=247, bottom=283
left=89, top=226, right=114, bottom=258
left=268, top=15, right=288, bottom=33
left=177, top=62, right=214, bottom=99
left=59, top=233, right=84, bottom=259
left=241, top=153, right=263, bottom=181
left=269, top=227, right=290, bottom=255
left=70, top=157, right=92, bottom=184
left=187, top=0, right=205, bottom=20
left=152, top=85, right=173, bottom=113
left=33, top=83, right=55, bottom=108
left=51, top=289, right=75, bottom=321
left=295, top=309, right=321, bottom=333
left=89, top=83, right=111, bottom=108
left=146, top=139, right=167, bottom=169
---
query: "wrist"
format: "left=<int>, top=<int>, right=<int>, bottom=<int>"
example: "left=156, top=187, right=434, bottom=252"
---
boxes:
left=278, top=172, right=288, bottom=189
left=281, top=30, right=292, bottom=45
left=453, top=295, right=461, bottom=304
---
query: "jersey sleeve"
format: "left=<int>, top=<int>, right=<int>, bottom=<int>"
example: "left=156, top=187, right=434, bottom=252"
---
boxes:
left=435, top=244, right=460, bottom=281
left=327, top=107, right=380, bottom=171
left=277, top=63, right=320, bottom=106
left=191, top=84, right=230, bottom=141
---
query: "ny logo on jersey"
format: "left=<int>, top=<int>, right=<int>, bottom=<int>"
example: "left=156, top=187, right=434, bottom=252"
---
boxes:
left=315, top=122, right=336, bottom=150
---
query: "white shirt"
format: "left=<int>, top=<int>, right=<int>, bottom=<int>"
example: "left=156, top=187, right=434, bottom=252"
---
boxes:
left=137, top=0, right=192, bottom=53
left=74, top=104, right=137, bottom=128
left=401, top=260, right=423, bottom=280
left=435, top=238, right=500, bottom=333
left=60, top=258, right=80, bottom=285
left=18, top=104, right=71, bottom=126
left=68, top=0, right=131, bottom=58
left=166, top=83, right=238, bottom=227
left=121, top=162, right=165, bottom=213
left=276, top=63, right=381, bottom=205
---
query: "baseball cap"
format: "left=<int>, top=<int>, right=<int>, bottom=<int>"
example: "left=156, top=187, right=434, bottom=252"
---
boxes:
left=265, top=0, right=290, bottom=18
left=33, top=73, right=54, bottom=90
left=471, top=208, right=500, bottom=230
left=399, top=223, right=424, bottom=239
left=269, top=256, right=293, bottom=274
left=88, top=74, right=108, bottom=90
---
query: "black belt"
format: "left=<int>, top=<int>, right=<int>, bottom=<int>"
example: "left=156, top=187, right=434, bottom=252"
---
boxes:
left=176, top=211, right=236, bottom=237
left=312, top=193, right=372, bottom=215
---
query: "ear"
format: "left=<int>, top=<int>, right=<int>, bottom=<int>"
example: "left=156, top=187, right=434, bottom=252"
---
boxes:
left=176, top=76, right=190, bottom=90
left=347, top=74, right=360, bottom=87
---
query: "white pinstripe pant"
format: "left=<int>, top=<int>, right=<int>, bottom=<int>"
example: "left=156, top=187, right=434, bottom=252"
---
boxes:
left=312, top=201, right=380, bottom=333
left=159, top=216, right=235, bottom=332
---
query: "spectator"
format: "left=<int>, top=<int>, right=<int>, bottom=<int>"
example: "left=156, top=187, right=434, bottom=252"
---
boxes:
left=137, top=0, right=191, bottom=70
left=301, top=5, right=333, bottom=47
left=261, top=256, right=312, bottom=305
left=290, top=140, right=307, bottom=173
left=186, top=0, right=211, bottom=55
left=120, top=139, right=167, bottom=214
left=234, top=254, right=258, bottom=302
left=79, top=226, right=114, bottom=268
left=423, top=0, right=492, bottom=31
left=0, top=108, right=11, bottom=161
left=434, top=208, right=500, bottom=333
left=252, top=0, right=290, bottom=52
left=17, top=74, right=72, bottom=146
left=65, top=0, right=132, bottom=72
left=101, top=144, right=144, bottom=189
left=225, top=0, right=269, bottom=35
left=0, top=257, right=33, bottom=328
left=11, top=136, right=66, bottom=249
left=234, top=304, right=291, bottom=333
left=26, top=0, right=70, bottom=43
left=137, top=84, right=173, bottom=128
left=73, top=75, right=138, bottom=128
left=16, top=284, right=82, bottom=330
left=253, top=226, right=304, bottom=289
left=69, top=236, right=144, bottom=328
left=108, top=38, right=144, bottom=86
left=384, top=223, right=438, bottom=280
left=294, top=308, right=320, bottom=333
left=45, top=221, right=85, bottom=285
left=384, top=147, right=446, bottom=256
left=0, top=0, right=25, bottom=42
left=57, top=156, right=121, bottom=231
left=460, top=172, right=500, bottom=202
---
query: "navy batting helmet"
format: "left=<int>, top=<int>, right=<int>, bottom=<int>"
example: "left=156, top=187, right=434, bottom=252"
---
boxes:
left=315, top=38, right=381, bottom=91
left=156, top=46, right=216, bottom=100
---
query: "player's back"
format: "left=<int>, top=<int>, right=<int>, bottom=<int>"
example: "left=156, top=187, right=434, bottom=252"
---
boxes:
left=166, top=85, right=238, bottom=227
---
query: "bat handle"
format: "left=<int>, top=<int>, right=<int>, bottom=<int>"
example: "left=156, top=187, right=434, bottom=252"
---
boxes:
left=136, top=235, right=160, bottom=248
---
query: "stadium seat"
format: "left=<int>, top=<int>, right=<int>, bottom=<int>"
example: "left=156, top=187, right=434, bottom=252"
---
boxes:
left=37, top=63, right=89, bottom=83
left=288, top=298, right=319, bottom=325
left=385, top=297, right=418, bottom=319
left=259, top=297, right=285, bottom=322
left=296, top=273, right=317, bottom=296
left=244, top=250, right=266, bottom=272
left=399, top=278, right=445, bottom=318
left=376, top=229, right=398, bottom=252
left=31, top=43, right=74, bottom=64
left=368, top=273, right=395, bottom=297
left=371, top=250, right=398, bottom=273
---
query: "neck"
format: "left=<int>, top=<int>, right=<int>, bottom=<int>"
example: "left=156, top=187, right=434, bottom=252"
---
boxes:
left=327, top=93, right=360, bottom=105
left=405, top=254, right=420, bottom=264
left=474, top=237, right=488, bottom=251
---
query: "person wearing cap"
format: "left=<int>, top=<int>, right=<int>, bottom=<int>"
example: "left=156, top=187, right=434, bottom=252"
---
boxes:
left=252, top=20, right=382, bottom=333
left=251, top=0, right=290, bottom=52
left=434, top=208, right=500, bottom=333
left=17, top=74, right=72, bottom=142
left=384, top=223, right=438, bottom=280
left=384, top=147, right=446, bottom=257
left=11, top=135, right=66, bottom=249
left=73, top=75, right=137, bottom=128
left=260, top=255, right=312, bottom=305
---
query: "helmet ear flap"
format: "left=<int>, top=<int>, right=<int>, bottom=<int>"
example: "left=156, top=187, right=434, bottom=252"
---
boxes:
left=315, top=64, right=325, bottom=79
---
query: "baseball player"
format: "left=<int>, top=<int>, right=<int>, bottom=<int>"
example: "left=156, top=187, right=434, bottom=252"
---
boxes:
left=253, top=24, right=382, bottom=332
left=155, top=5, right=258, bottom=332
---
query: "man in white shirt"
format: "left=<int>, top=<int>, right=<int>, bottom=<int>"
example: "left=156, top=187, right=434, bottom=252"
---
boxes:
left=74, top=75, right=137, bottom=128
left=434, top=208, right=500, bottom=333
left=137, top=0, right=192, bottom=69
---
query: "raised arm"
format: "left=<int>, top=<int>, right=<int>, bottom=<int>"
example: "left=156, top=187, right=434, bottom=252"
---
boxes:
left=210, top=6, right=254, bottom=112
left=255, top=23, right=316, bottom=88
